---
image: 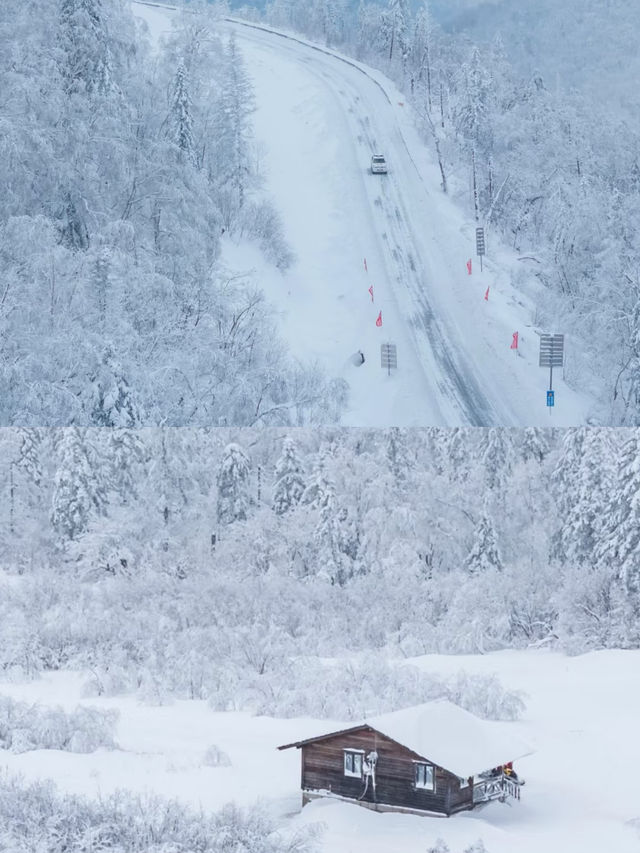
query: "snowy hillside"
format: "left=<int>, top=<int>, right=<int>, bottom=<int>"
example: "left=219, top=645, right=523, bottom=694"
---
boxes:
left=1, top=650, right=639, bottom=853
left=134, top=0, right=640, bottom=426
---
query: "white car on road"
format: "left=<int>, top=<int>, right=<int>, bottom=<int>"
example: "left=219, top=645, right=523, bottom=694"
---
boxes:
left=370, top=153, right=388, bottom=174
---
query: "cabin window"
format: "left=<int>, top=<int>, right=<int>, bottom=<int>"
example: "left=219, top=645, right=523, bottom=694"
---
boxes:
left=415, top=762, right=435, bottom=791
left=459, top=777, right=469, bottom=789
left=344, top=750, right=364, bottom=778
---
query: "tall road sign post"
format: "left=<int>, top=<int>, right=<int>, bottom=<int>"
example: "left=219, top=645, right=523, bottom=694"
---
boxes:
left=476, top=227, right=486, bottom=271
left=539, top=334, right=564, bottom=409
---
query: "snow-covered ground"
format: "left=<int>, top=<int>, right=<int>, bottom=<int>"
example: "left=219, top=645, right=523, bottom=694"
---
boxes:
left=133, top=2, right=593, bottom=427
left=2, top=648, right=639, bottom=853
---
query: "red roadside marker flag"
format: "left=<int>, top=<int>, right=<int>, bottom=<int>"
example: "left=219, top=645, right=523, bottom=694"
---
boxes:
left=375, top=310, right=382, bottom=327
left=368, top=285, right=374, bottom=302
left=466, top=259, right=472, bottom=275
left=364, top=258, right=368, bottom=273
left=484, top=286, right=490, bottom=301
left=510, top=331, right=519, bottom=349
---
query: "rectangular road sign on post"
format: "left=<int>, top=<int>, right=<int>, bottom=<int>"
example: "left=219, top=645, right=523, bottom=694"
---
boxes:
left=539, top=334, right=565, bottom=368
left=539, top=334, right=564, bottom=409
left=475, top=227, right=485, bottom=270
left=381, top=343, right=397, bottom=376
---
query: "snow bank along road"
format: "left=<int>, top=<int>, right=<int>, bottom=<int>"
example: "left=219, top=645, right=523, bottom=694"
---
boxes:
left=134, top=3, right=591, bottom=426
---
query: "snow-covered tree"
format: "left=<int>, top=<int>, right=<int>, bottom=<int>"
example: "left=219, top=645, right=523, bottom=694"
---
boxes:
left=217, top=32, right=255, bottom=218
left=169, top=60, right=196, bottom=164
left=59, top=0, right=113, bottom=98
left=272, top=437, right=305, bottom=516
left=596, top=431, right=640, bottom=596
left=216, top=442, right=251, bottom=526
left=464, top=511, right=502, bottom=575
left=520, top=427, right=550, bottom=464
left=50, top=430, right=106, bottom=541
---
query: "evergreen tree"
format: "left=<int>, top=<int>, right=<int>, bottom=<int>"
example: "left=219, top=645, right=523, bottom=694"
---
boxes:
left=59, top=0, right=112, bottom=98
left=106, top=429, right=147, bottom=506
left=464, top=511, right=502, bottom=574
left=596, top=431, right=640, bottom=597
left=301, top=450, right=333, bottom=510
left=16, top=429, right=43, bottom=486
left=272, top=436, right=305, bottom=516
left=386, top=427, right=411, bottom=482
left=521, top=427, right=551, bottom=464
left=550, top=428, right=586, bottom=561
left=311, top=480, right=348, bottom=585
left=480, top=428, right=513, bottom=492
left=218, top=32, right=255, bottom=214
left=216, top=442, right=251, bottom=525
left=446, top=428, right=470, bottom=482
left=559, top=429, right=614, bottom=566
left=51, top=429, right=105, bottom=541
left=88, top=347, right=142, bottom=428
left=170, top=60, right=196, bottom=164
left=385, top=0, right=410, bottom=66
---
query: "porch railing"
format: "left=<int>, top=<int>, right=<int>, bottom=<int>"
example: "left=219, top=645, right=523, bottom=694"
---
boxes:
left=472, top=773, right=521, bottom=804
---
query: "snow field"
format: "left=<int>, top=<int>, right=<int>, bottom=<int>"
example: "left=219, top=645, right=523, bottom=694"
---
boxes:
left=1, top=649, right=639, bottom=853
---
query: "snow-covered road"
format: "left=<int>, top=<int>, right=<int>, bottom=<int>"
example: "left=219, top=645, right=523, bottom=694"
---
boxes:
left=134, top=3, right=593, bottom=426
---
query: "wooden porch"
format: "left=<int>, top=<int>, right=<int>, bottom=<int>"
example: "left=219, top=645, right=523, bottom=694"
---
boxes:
left=473, top=773, right=521, bottom=804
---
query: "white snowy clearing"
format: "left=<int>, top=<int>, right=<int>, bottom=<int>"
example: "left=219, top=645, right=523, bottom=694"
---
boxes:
left=1, top=649, right=638, bottom=853
left=133, top=2, right=593, bottom=427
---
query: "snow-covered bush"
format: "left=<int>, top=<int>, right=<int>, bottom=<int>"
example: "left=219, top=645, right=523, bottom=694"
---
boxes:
left=0, top=773, right=323, bottom=853
left=203, top=744, right=232, bottom=767
left=427, top=839, right=450, bottom=853
left=0, top=696, right=117, bottom=753
left=246, top=656, right=525, bottom=721
left=238, top=200, right=295, bottom=271
left=464, top=842, right=489, bottom=853
left=444, top=672, right=526, bottom=722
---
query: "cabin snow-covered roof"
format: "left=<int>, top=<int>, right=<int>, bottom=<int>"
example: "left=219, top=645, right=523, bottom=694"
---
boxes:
left=278, top=699, right=532, bottom=778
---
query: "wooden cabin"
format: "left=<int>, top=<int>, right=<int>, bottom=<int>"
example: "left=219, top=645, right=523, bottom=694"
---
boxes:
left=278, top=700, right=530, bottom=817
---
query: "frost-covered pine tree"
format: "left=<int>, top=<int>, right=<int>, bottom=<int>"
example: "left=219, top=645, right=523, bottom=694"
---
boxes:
left=385, top=0, right=411, bottom=66
left=216, top=442, right=251, bottom=525
left=520, top=426, right=550, bottom=464
left=596, top=431, right=640, bottom=596
left=550, top=428, right=586, bottom=561
left=301, top=451, right=333, bottom=510
left=445, top=427, right=470, bottom=482
left=312, top=482, right=349, bottom=585
left=16, top=429, right=43, bottom=486
left=51, top=430, right=105, bottom=541
left=217, top=32, right=255, bottom=214
left=386, top=427, right=411, bottom=482
left=464, top=511, right=502, bottom=574
left=106, top=430, right=147, bottom=506
left=170, top=60, right=196, bottom=164
left=480, top=427, right=513, bottom=492
left=88, top=347, right=142, bottom=428
left=59, top=0, right=112, bottom=97
left=272, top=437, right=305, bottom=516
left=412, top=1, right=436, bottom=108
left=558, top=429, right=614, bottom=566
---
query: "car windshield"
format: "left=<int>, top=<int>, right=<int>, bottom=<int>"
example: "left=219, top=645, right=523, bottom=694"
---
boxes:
left=373, top=156, right=385, bottom=162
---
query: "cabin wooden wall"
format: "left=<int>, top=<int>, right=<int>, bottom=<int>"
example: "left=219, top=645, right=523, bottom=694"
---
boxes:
left=300, top=726, right=473, bottom=815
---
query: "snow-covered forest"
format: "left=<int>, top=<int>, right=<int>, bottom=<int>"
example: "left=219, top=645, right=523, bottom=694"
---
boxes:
left=248, top=0, right=640, bottom=424
left=0, top=0, right=344, bottom=426
left=1, top=426, right=638, bottom=712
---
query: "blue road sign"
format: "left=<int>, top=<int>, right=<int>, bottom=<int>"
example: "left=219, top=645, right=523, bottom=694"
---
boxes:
left=547, top=390, right=555, bottom=407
